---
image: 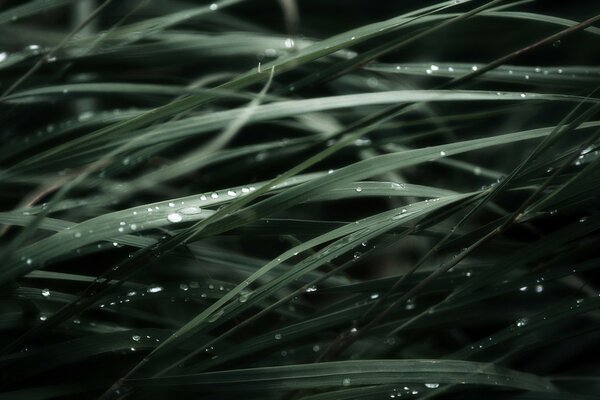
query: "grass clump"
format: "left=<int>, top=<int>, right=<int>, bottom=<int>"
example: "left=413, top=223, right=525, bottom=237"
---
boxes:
left=0, top=0, right=599, bottom=399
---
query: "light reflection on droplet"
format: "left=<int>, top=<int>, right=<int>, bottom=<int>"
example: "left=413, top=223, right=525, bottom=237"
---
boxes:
left=167, top=213, right=183, bottom=223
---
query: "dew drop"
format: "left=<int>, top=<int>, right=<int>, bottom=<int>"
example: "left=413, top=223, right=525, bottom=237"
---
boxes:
left=209, top=3, right=218, bottom=11
left=274, top=333, right=282, bottom=340
left=239, top=292, right=250, bottom=302
left=284, top=38, right=295, bottom=48
left=581, top=146, right=593, bottom=155
left=78, top=111, right=93, bottom=121
left=354, top=138, right=371, bottom=146
left=27, top=44, right=40, bottom=53
left=180, top=283, right=189, bottom=291
left=147, top=286, right=163, bottom=293
left=425, top=383, right=439, bottom=389
left=41, top=288, right=51, bottom=298
left=342, top=378, right=351, bottom=386
left=355, top=186, right=362, bottom=192
left=306, top=286, right=317, bottom=293
left=516, top=317, right=528, bottom=327
left=167, top=213, right=183, bottom=223
left=370, top=293, right=379, bottom=300
left=535, top=284, right=544, bottom=293
left=179, top=206, right=201, bottom=215
left=132, top=335, right=141, bottom=342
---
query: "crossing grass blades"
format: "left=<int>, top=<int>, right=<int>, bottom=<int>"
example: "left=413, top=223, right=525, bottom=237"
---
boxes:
left=0, top=0, right=599, bottom=399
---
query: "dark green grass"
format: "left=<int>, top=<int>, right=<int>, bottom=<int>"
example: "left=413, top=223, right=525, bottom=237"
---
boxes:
left=0, top=0, right=599, bottom=399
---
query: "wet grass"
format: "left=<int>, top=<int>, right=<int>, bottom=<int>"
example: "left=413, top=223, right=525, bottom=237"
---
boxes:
left=0, top=0, right=599, bottom=399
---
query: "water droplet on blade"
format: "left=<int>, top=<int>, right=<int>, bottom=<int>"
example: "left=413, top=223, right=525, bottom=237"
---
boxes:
left=179, top=207, right=201, bottom=215
left=167, top=213, right=182, bottom=223
left=516, top=317, right=528, bottom=327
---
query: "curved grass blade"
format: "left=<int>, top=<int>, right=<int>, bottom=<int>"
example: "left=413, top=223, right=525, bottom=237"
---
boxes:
left=128, top=359, right=556, bottom=393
